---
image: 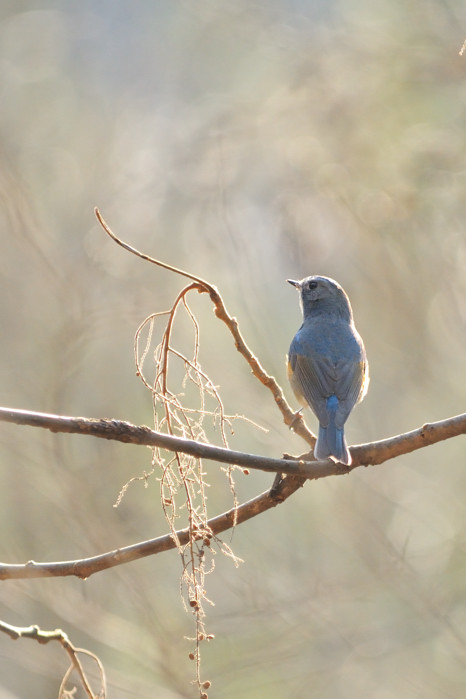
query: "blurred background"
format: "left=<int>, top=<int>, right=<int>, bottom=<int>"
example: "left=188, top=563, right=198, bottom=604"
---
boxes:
left=0, top=1, right=465, bottom=697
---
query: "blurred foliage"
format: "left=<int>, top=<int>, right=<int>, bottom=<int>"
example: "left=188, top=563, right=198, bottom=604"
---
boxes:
left=0, top=1, right=465, bottom=697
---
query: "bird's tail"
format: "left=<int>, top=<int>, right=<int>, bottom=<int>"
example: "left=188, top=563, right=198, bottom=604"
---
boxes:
left=314, top=396, right=352, bottom=465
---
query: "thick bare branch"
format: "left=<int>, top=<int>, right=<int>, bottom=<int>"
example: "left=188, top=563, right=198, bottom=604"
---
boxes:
left=0, top=407, right=465, bottom=581
left=0, top=406, right=464, bottom=475
left=350, top=413, right=466, bottom=464
left=0, top=406, right=315, bottom=477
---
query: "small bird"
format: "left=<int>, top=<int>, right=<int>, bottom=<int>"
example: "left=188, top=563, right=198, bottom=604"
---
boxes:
left=287, top=275, right=369, bottom=465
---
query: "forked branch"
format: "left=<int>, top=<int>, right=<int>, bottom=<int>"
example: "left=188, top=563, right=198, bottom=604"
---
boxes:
left=0, top=620, right=106, bottom=698
left=0, top=406, right=464, bottom=581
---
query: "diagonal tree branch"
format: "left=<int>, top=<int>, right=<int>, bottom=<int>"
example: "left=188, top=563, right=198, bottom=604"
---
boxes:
left=0, top=488, right=275, bottom=580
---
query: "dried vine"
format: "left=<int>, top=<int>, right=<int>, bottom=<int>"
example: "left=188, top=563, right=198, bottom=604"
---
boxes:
left=95, top=208, right=291, bottom=693
left=132, top=286, right=245, bottom=688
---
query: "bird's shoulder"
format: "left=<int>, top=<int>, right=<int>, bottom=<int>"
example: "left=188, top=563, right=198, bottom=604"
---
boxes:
left=291, top=315, right=362, bottom=358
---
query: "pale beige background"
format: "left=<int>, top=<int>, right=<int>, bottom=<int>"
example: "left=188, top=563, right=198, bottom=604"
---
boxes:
left=0, top=2, right=465, bottom=697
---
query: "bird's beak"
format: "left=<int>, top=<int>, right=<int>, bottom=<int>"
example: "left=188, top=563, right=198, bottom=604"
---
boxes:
left=287, top=279, right=300, bottom=288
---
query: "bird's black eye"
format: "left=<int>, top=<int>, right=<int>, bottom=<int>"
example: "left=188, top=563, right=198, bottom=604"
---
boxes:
left=308, top=281, right=318, bottom=290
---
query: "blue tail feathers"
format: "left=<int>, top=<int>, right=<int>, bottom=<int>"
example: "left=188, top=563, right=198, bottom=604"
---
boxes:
left=314, top=395, right=352, bottom=465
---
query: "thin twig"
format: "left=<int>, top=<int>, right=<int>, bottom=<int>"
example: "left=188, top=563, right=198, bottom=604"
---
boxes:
left=95, top=207, right=210, bottom=289
left=0, top=620, right=106, bottom=698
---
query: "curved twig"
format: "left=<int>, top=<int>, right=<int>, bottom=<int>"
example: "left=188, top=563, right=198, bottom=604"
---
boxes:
left=95, top=208, right=315, bottom=447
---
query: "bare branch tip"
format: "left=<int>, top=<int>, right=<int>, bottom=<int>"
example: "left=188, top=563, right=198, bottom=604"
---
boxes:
left=94, top=206, right=103, bottom=224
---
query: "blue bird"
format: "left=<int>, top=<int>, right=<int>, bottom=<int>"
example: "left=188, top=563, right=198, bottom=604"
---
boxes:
left=287, top=276, right=369, bottom=465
